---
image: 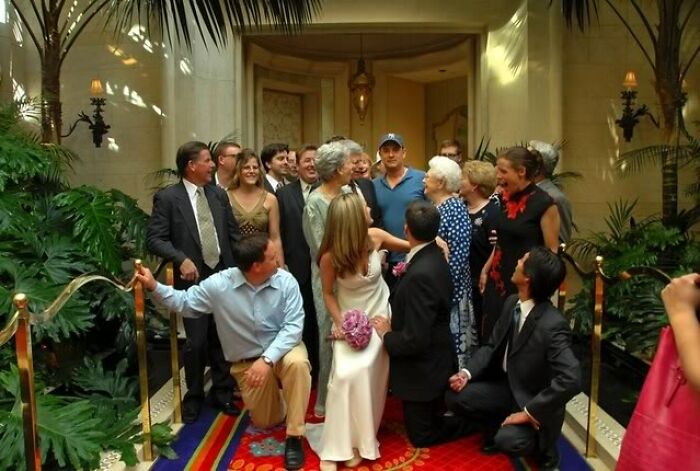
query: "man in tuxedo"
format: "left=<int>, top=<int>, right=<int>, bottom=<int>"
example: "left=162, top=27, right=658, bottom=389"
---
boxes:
left=147, top=141, right=241, bottom=423
left=261, top=142, right=290, bottom=193
left=373, top=201, right=462, bottom=447
left=445, top=247, right=580, bottom=469
left=277, top=144, right=319, bottom=379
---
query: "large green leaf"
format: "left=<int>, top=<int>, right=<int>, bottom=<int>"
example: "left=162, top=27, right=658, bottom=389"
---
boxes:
left=0, top=367, right=104, bottom=470
left=72, top=358, right=138, bottom=416
left=55, top=186, right=123, bottom=274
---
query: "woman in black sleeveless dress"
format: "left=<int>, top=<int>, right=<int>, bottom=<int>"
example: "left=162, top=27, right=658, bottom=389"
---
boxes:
left=479, top=147, right=560, bottom=339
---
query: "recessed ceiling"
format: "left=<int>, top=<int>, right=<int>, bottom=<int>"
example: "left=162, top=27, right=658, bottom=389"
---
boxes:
left=246, top=33, right=471, bottom=61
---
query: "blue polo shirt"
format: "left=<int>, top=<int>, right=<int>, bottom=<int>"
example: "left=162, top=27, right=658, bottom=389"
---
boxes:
left=373, top=167, right=426, bottom=262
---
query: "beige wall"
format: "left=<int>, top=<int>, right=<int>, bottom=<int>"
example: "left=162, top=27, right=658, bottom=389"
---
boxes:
left=2, top=0, right=697, bottom=233
left=561, top=3, right=699, bottom=234
left=383, top=76, right=426, bottom=169
left=425, top=76, right=469, bottom=159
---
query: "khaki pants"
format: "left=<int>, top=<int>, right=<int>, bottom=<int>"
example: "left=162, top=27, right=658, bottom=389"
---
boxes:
left=230, top=343, right=311, bottom=436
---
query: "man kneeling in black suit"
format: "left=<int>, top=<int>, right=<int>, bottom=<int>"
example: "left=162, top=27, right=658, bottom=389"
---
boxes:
left=445, top=247, right=580, bottom=470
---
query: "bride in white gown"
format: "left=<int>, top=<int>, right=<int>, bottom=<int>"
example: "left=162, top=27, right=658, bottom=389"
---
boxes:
left=306, top=193, right=409, bottom=471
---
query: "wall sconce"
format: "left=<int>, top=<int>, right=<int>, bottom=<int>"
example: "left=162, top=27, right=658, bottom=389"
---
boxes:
left=62, top=79, right=111, bottom=148
left=348, top=36, right=375, bottom=122
left=615, top=71, right=658, bottom=142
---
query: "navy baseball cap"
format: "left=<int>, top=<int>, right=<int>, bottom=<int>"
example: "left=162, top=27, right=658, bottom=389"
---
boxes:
left=377, top=133, right=405, bottom=149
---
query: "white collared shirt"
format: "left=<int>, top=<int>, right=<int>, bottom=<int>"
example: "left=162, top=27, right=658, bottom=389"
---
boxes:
left=406, top=241, right=430, bottom=264
left=266, top=174, right=285, bottom=191
left=182, top=178, right=221, bottom=255
left=300, top=179, right=313, bottom=202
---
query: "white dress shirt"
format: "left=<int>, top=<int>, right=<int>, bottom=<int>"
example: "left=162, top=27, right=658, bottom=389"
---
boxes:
left=182, top=178, right=221, bottom=256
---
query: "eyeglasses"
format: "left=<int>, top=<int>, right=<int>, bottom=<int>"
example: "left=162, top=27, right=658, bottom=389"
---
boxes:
left=440, top=152, right=461, bottom=158
left=221, top=154, right=238, bottom=159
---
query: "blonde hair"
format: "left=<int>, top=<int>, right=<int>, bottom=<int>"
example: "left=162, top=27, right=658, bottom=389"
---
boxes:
left=231, top=149, right=264, bottom=189
left=462, top=160, right=497, bottom=197
left=318, top=193, right=372, bottom=278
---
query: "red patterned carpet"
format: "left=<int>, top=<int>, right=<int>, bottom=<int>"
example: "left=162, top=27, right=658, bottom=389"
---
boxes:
left=227, top=394, right=516, bottom=471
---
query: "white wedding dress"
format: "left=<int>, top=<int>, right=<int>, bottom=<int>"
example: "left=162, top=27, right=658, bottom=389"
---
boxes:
left=306, top=250, right=391, bottom=462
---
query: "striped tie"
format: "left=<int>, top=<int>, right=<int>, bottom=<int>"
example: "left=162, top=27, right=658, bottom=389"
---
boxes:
left=195, top=188, right=219, bottom=269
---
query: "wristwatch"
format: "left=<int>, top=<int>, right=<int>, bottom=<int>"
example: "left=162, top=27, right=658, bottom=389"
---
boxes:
left=261, top=355, right=274, bottom=367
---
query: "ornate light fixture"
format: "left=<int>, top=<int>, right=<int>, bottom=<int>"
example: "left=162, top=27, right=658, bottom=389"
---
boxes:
left=348, top=36, right=375, bottom=121
left=62, top=78, right=111, bottom=148
left=615, top=71, right=658, bottom=142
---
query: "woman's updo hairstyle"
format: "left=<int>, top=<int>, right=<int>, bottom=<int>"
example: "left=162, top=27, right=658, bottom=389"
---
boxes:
left=499, top=146, right=544, bottom=180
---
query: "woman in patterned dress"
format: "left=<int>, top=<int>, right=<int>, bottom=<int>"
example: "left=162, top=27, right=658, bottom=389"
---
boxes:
left=424, top=156, right=474, bottom=368
left=227, top=148, right=284, bottom=266
left=479, top=147, right=560, bottom=339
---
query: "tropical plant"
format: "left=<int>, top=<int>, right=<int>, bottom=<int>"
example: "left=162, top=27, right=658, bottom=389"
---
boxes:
left=555, top=0, right=700, bottom=224
left=0, top=99, right=171, bottom=467
left=0, top=364, right=176, bottom=470
left=566, top=199, right=698, bottom=357
left=9, top=0, right=323, bottom=143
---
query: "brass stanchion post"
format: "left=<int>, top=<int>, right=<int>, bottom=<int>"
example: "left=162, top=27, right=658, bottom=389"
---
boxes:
left=557, top=243, right=568, bottom=312
left=14, top=293, right=41, bottom=471
left=134, top=260, right=153, bottom=461
left=166, top=264, right=182, bottom=423
left=585, top=255, right=604, bottom=458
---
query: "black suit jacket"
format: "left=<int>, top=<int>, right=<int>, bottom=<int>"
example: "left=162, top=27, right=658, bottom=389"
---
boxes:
left=354, top=177, right=383, bottom=229
left=263, top=177, right=276, bottom=194
left=467, top=294, right=580, bottom=446
left=384, top=242, right=455, bottom=402
left=277, top=180, right=313, bottom=285
left=146, top=181, right=240, bottom=289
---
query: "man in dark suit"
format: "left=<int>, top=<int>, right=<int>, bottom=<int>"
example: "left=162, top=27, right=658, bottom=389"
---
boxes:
left=445, top=247, right=580, bottom=469
left=277, top=144, right=319, bottom=380
left=261, top=142, right=290, bottom=194
left=372, top=201, right=462, bottom=447
left=147, top=141, right=241, bottom=423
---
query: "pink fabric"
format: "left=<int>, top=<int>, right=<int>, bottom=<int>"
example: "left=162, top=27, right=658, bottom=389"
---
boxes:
left=617, top=326, right=700, bottom=470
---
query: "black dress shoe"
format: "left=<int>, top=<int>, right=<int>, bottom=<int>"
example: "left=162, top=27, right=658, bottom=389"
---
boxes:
left=481, top=440, right=499, bottom=455
left=182, top=401, right=202, bottom=424
left=284, top=436, right=305, bottom=470
left=216, top=400, right=241, bottom=416
left=539, top=447, right=560, bottom=470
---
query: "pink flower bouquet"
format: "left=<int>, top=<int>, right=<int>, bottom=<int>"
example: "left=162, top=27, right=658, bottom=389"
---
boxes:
left=341, top=308, right=373, bottom=351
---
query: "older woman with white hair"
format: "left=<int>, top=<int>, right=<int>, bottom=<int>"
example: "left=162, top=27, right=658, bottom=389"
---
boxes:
left=424, top=156, right=474, bottom=368
left=302, top=140, right=354, bottom=417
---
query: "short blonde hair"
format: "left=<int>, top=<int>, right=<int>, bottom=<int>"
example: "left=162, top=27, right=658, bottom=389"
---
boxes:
left=462, top=160, right=497, bottom=197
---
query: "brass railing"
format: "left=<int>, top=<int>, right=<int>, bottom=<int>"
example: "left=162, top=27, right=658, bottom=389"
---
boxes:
left=558, top=243, right=672, bottom=459
left=0, top=260, right=183, bottom=470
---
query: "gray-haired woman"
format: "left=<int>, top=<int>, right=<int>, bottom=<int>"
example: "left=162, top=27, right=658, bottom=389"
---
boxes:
left=424, top=156, right=475, bottom=368
left=302, top=141, right=354, bottom=417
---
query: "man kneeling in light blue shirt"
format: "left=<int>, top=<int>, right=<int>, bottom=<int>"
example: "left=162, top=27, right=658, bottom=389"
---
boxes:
left=136, top=233, right=311, bottom=471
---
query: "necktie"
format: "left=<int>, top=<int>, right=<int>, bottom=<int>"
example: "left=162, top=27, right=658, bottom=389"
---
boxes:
left=503, top=303, right=522, bottom=372
left=276, top=181, right=284, bottom=192
left=302, top=184, right=311, bottom=203
left=512, top=303, right=522, bottom=341
left=195, top=188, right=219, bottom=269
